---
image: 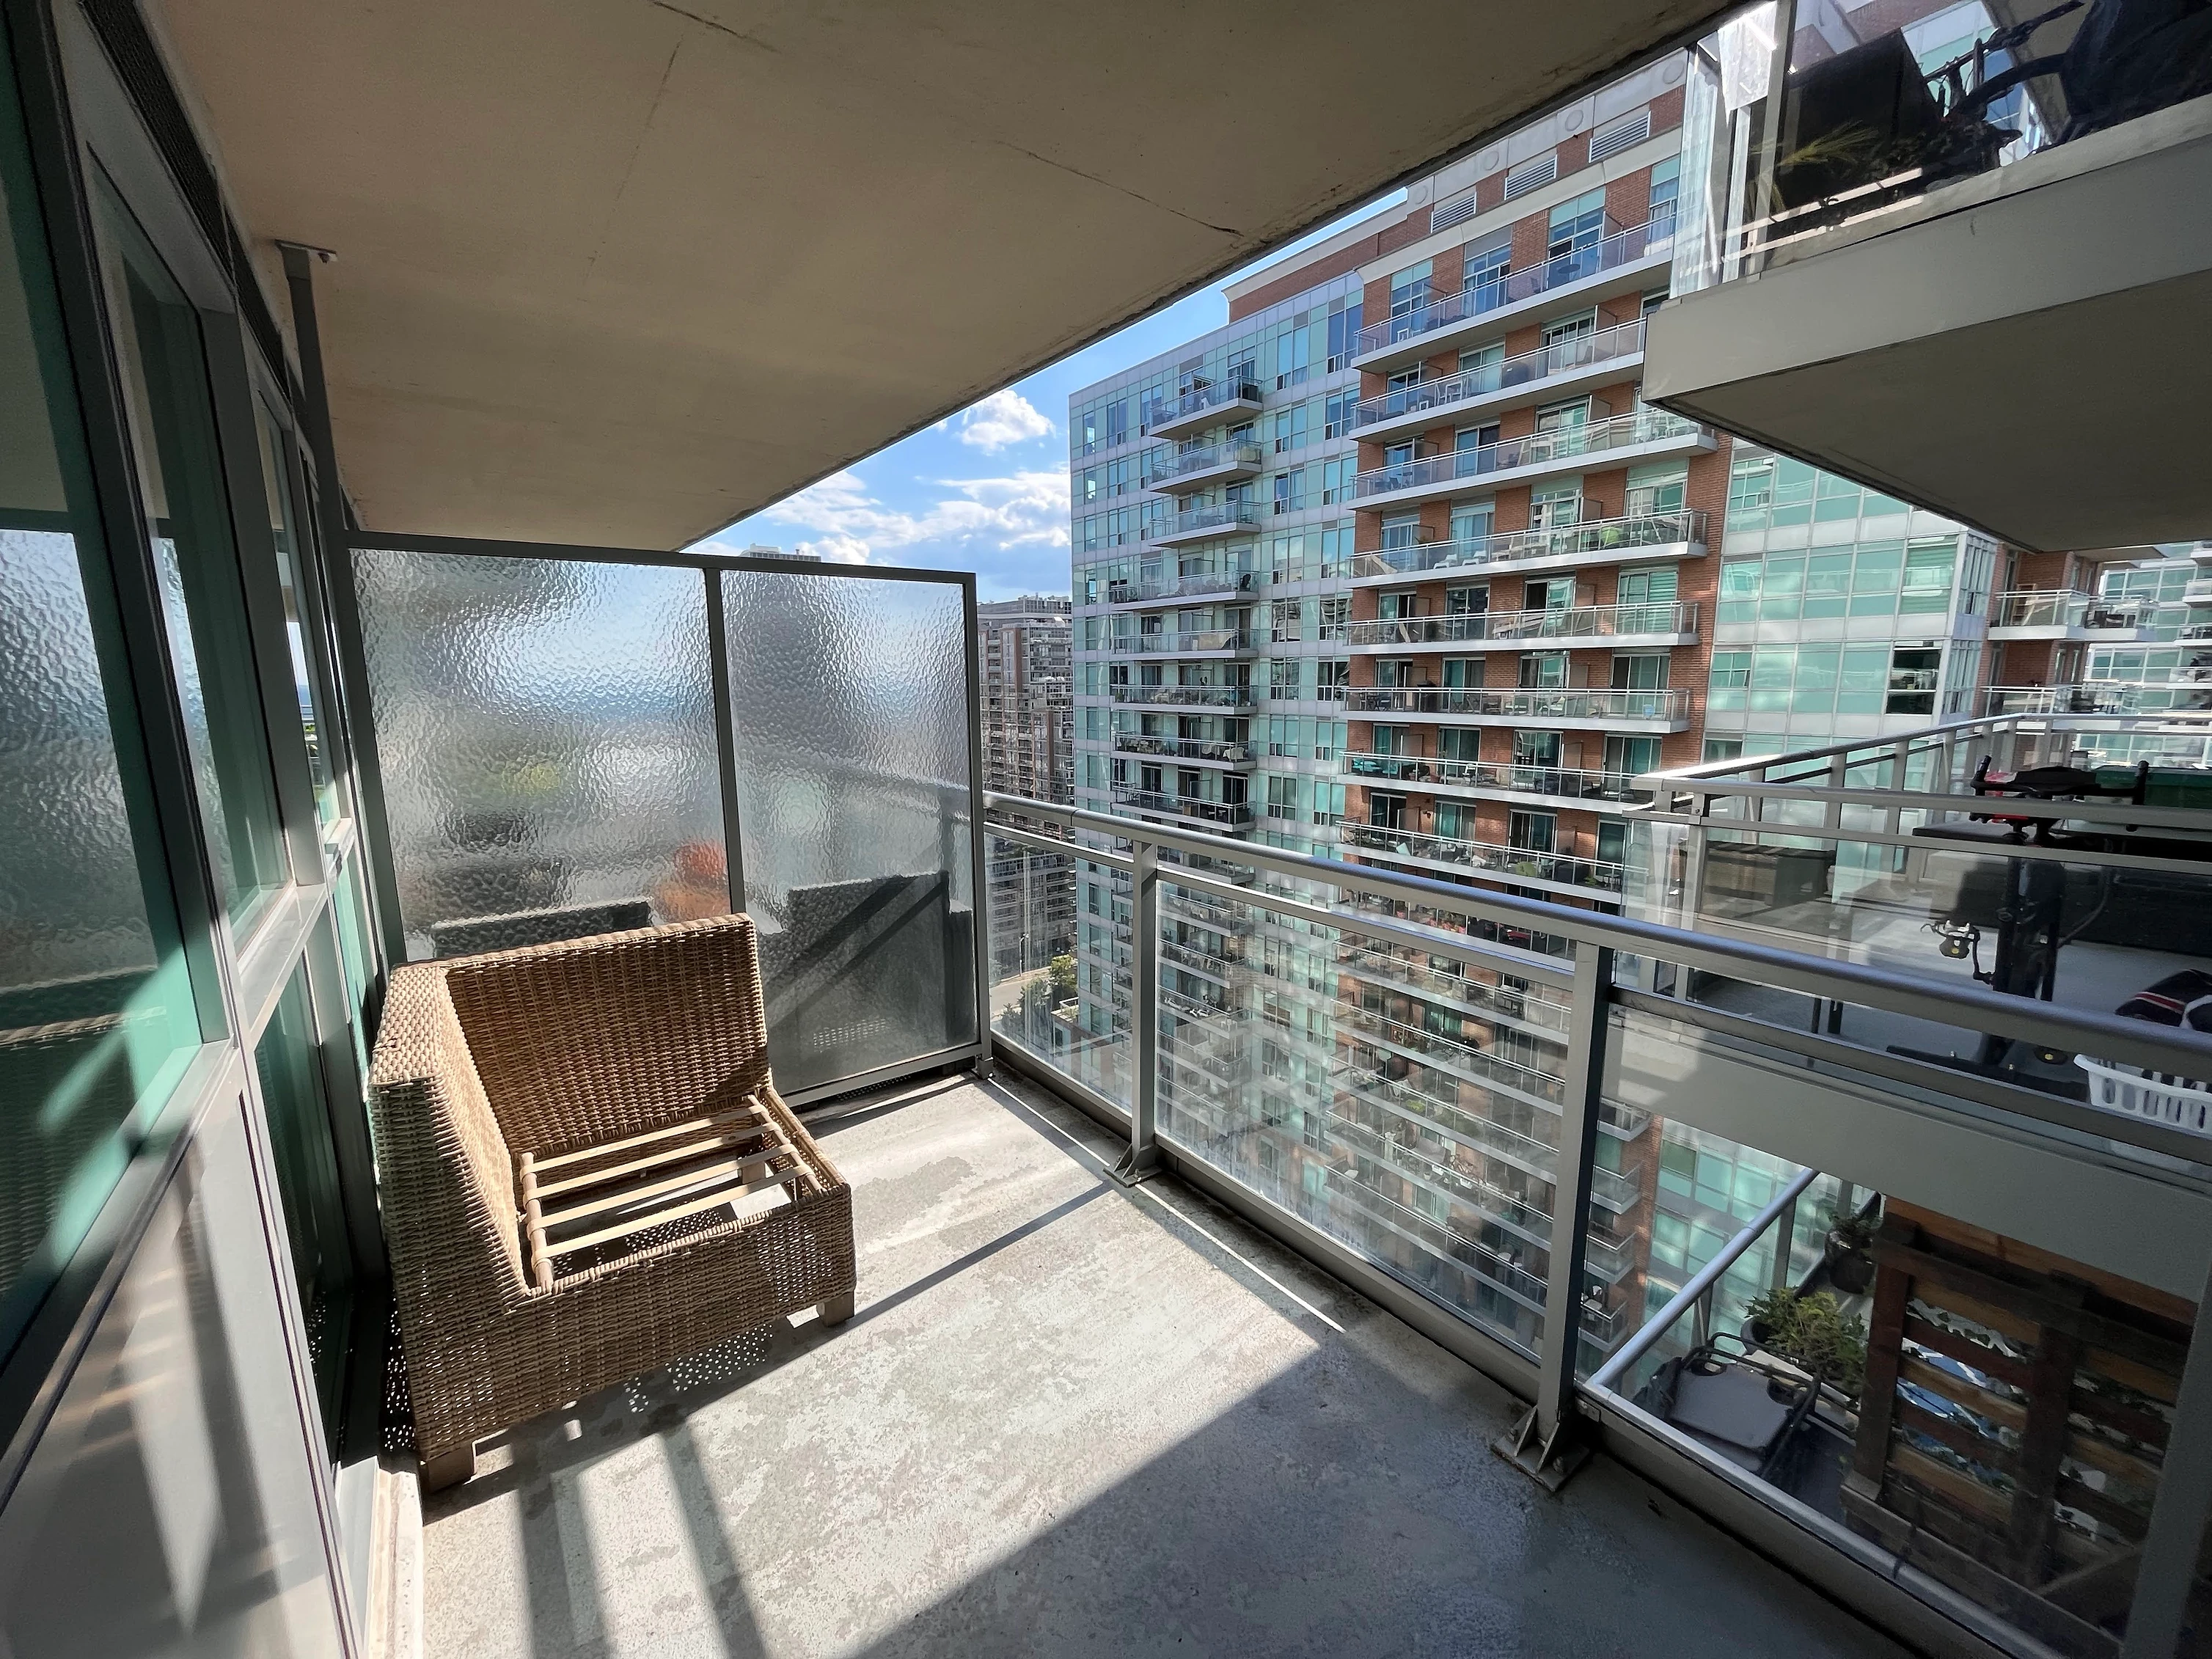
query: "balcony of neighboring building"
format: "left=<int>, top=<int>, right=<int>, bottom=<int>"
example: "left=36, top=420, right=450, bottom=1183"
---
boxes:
left=1112, top=731, right=1259, bottom=770
left=1344, top=753, right=1658, bottom=814
left=1347, top=601, right=1699, bottom=653
left=1099, top=569, right=1256, bottom=610
left=1982, top=681, right=2141, bottom=716
left=1349, top=318, right=1649, bottom=443
left=1349, top=509, right=1708, bottom=587
left=1345, top=685, right=1694, bottom=732
left=1109, top=680, right=1259, bottom=710
left=1641, top=5, right=2212, bottom=552
left=1348, top=410, right=1714, bottom=513
left=1350, top=216, right=1677, bottom=376
left=1151, top=439, right=1267, bottom=494
left=1113, top=786, right=1256, bottom=832
left=2188, top=576, right=2212, bottom=607
left=1339, top=823, right=1628, bottom=900
left=1152, top=501, right=1264, bottom=546
left=1985, top=589, right=2158, bottom=641
left=1121, top=627, right=1259, bottom=659
left=1143, top=374, right=1265, bottom=441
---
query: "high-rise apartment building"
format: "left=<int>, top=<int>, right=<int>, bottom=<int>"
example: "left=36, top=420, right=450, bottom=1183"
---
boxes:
left=1066, top=46, right=2046, bottom=1366
left=979, top=596, right=1075, bottom=980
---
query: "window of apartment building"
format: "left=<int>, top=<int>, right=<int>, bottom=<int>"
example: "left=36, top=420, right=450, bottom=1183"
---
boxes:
left=1380, top=513, right=1421, bottom=550
left=1509, top=810, right=1556, bottom=853
left=1542, top=309, right=1597, bottom=352
left=1377, top=590, right=1418, bottom=620
left=1388, top=260, right=1432, bottom=319
left=1726, top=450, right=1909, bottom=532
left=1647, top=155, right=1680, bottom=233
left=1386, top=366, right=1421, bottom=394
left=1325, top=299, right=1364, bottom=373
left=1139, top=763, right=1163, bottom=794
left=1272, top=469, right=1303, bottom=514
left=1317, top=659, right=1350, bottom=699
left=1611, top=652, right=1670, bottom=690
left=1270, top=598, right=1302, bottom=642
left=1515, top=730, right=1561, bottom=767
left=1226, top=349, right=1259, bottom=389
left=1900, top=539, right=1958, bottom=614
left=1369, top=791, right=1408, bottom=830
left=1941, top=641, right=1984, bottom=715
left=1451, top=501, right=1494, bottom=546
left=1456, top=421, right=1501, bottom=453
left=1375, top=658, right=1416, bottom=688
left=1616, top=567, right=1678, bottom=620
left=1313, top=781, right=1346, bottom=826
left=1535, top=397, right=1591, bottom=433
left=1606, top=735, right=1661, bottom=777
left=1464, top=231, right=1512, bottom=295
left=1385, top=440, right=1418, bottom=469
left=1440, top=727, right=1482, bottom=761
left=1448, top=584, right=1488, bottom=616
left=1317, top=596, right=1347, bottom=640
left=1703, top=736, right=1745, bottom=763
left=1626, top=461, right=1688, bottom=517
left=1323, top=390, right=1357, bottom=439
left=1441, top=656, right=1482, bottom=688
left=1080, top=466, right=1101, bottom=503
left=1267, top=714, right=1303, bottom=758
left=1265, top=774, right=1299, bottom=820
left=1459, top=341, right=1504, bottom=389
left=1888, top=647, right=1942, bottom=714
left=1718, top=538, right=1963, bottom=623
left=1371, top=723, right=1408, bottom=755
left=1435, top=801, right=1473, bottom=841
left=1275, top=325, right=1311, bottom=389
left=1548, top=188, right=1607, bottom=257
left=1320, top=456, right=1354, bottom=505
left=1272, top=402, right=1308, bottom=453
left=1519, top=652, right=1568, bottom=688
left=1710, top=644, right=1897, bottom=716
left=1529, top=482, right=1582, bottom=531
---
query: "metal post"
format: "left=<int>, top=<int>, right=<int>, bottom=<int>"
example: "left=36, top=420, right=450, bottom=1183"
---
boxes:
left=2121, top=1252, right=2212, bottom=1657
left=701, top=568, right=748, bottom=915
left=1113, top=838, right=1162, bottom=1185
left=1497, top=941, right=1613, bottom=1489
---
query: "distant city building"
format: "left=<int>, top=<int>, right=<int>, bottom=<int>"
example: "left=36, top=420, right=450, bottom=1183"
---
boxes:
left=978, top=595, right=1075, bottom=984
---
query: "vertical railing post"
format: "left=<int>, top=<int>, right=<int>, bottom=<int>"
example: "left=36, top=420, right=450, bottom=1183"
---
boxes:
left=1498, top=940, right=1614, bottom=1488
left=2121, top=1252, right=2212, bottom=1657
left=1113, top=836, right=1162, bottom=1185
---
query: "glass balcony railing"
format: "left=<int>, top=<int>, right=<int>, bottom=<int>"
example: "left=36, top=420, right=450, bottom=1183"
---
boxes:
left=1982, top=682, right=2139, bottom=716
left=1347, top=601, right=1696, bottom=648
left=1341, top=754, right=1655, bottom=807
left=1333, top=941, right=1575, bottom=1036
left=1354, top=217, right=1674, bottom=358
left=1109, top=682, right=1257, bottom=708
left=1350, top=409, right=1707, bottom=502
left=1340, top=824, right=1627, bottom=892
left=1101, top=571, right=1250, bottom=606
left=1111, top=734, right=1256, bottom=765
left=1989, top=590, right=2153, bottom=630
left=1160, top=502, right=1261, bottom=540
left=1352, top=510, right=1707, bottom=580
left=1122, top=629, right=1253, bottom=654
left=1114, top=789, right=1255, bottom=829
left=1152, top=440, right=1265, bottom=486
left=1143, top=376, right=1262, bottom=431
left=1349, top=318, right=1648, bottom=431
left=1344, top=686, right=1691, bottom=725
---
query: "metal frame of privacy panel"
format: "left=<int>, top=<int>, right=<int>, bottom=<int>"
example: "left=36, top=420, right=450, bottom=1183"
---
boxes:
left=330, top=532, right=989, bottom=1105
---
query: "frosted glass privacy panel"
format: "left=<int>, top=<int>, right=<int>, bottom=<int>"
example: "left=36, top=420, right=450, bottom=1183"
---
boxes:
left=721, top=571, right=978, bottom=1093
left=352, top=551, right=726, bottom=959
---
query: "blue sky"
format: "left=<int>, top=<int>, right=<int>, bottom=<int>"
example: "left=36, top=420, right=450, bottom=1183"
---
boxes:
left=689, top=193, right=1404, bottom=601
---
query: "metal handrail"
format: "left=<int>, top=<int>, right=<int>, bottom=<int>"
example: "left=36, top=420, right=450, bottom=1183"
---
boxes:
left=1112, top=734, right=1256, bottom=764
left=1123, top=629, right=1253, bottom=654
left=1341, top=824, right=1627, bottom=892
left=1162, top=502, right=1261, bottom=538
left=1347, top=601, right=1696, bottom=647
left=1354, top=217, right=1674, bottom=357
left=1153, top=440, right=1265, bottom=483
left=1103, top=571, right=1250, bottom=605
left=1341, top=755, right=1654, bottom=805
left=1347, top=686, right=1692, bottom=722
left=1990, top=590, right=2155, bottom=629
left=1108, top=683, right=1257, bottom=707
left=1352, top=511, right=1708, bottom=579
left=1115, top=788, right=1255, bottom=827
left=1143, top=376, right=1262, bottom=428
left=1349, top=318, right=1648, bottom=431
left=1350, top=409, right=1707, bottom=502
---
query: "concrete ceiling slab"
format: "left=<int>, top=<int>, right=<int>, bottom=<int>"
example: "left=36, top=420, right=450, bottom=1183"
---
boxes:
left=153, top=0, right=1727, bottom=548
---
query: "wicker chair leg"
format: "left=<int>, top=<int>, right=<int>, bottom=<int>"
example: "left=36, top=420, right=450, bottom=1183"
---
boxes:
left=420, top=1441, right=477, bottom=1493
left=818, top=1291, right=855, bottom=1327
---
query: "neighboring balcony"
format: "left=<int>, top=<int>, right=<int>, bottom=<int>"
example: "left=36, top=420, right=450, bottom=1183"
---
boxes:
left=1112, top=733, right=1258, bottom=770
left=1349, top=318, right=1647, bottom=442
left=1344, top=686, right=1693, bottom=732
left=1351, top=217, right=1675, bottom=375
left=1986, top=590, right=2157, bottom=642
left=2187, top=577, right=2212, bottom=607
left=1143, top=376, right=1264, bottom=441
left=1151, top=440, right=1266, bottom=493
left=1153, top=502, right=1262, bottom=546
left=1121, top=629, right=1258, bottom=659
left=1348, top=410, right=1713, bottom=513
left=1349, top=510, right=1707, bottom=586
left=1347, top=601, right=1698, bottom=652
left=1340, top=824, right=1627, bottom=899
left=1982, top=684, right=2140, bottom=716
left=1101, top=570, right=1253, bottom=609
left=1109, top=682, right=1258, bottom=709
left=1341, top=754, right=1655, bottom=812
left=1114, top=788, right=1256, bottom=830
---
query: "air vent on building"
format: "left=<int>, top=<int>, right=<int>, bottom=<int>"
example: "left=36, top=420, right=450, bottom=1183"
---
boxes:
left=1501, top=154, right=1559, bottom=200
left=1429, top=194, right=1479, bottom=234
left=1588, top=109, right=1652, bottom=164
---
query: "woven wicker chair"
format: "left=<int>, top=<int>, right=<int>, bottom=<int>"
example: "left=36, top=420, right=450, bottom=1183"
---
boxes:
left=369, top=913, right=854, bottom=1489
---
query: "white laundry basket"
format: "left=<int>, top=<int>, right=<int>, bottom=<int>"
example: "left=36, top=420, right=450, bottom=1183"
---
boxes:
left=2076, top=1055, right=2212, bottom=1137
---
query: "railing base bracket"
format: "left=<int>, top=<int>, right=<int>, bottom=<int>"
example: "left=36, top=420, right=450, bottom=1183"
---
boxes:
left=1108, top=1146, right=1163, bottom=1188
left=1493, top=1405, right=1589, bottom=1493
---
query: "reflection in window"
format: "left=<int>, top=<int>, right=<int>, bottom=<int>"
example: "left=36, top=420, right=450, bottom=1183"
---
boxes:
left=254, top=397, right=338, bottom=831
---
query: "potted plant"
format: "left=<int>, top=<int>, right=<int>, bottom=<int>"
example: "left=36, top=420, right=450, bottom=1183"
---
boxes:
left=1742, top=1289, right=1869, bottom=1401
left=1825, top=1208, right=1880, bottom=1295
left=1743, top=1286, right=1798, bottom=1349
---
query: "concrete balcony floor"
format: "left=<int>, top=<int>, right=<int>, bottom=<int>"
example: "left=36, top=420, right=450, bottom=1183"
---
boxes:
left=420, top=1072, right=1902, bottom=1659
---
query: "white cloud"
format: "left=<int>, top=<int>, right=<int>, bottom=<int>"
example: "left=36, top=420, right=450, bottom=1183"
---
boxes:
left=762, top=466, right=1069, bottom=567
left=955, top=389, right=1055, bottom=453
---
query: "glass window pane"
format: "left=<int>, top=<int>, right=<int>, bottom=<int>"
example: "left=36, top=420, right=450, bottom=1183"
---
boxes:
left=721, top=571, right=979, bottom=1094
left=351, top=549, right=727, bottom=959
left=252, top=962, right=351, bottom=1462
left=92, top=177, right=289, bottom=928
left=253, top=398, right=337, bottom=832
left=0, top=50, right=203, bottom=1358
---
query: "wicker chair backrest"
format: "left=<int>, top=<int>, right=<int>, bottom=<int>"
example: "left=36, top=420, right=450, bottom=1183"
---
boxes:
left=443, top=913, right=773, bottom=1159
